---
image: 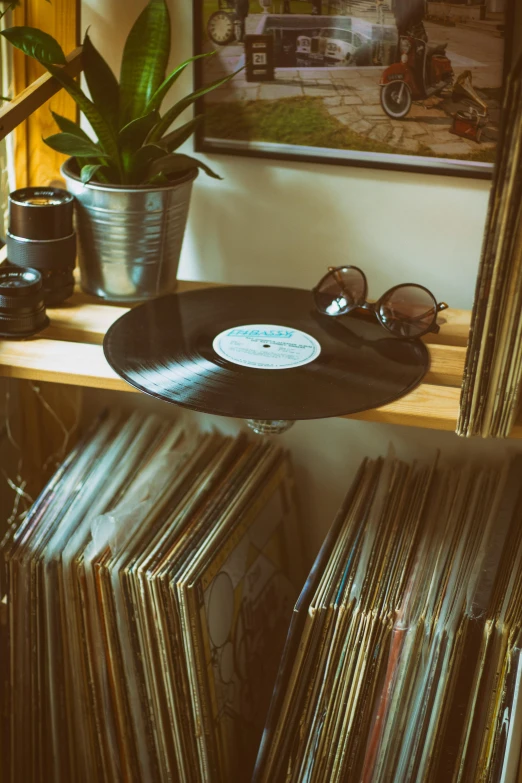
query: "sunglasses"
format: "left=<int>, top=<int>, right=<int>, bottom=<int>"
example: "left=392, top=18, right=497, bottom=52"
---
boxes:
left=313, top=266, right=448, bottom=339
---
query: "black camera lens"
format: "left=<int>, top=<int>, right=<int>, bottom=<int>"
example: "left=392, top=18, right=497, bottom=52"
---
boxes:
left=0, top=264, right=49, bottom=338
left=6, top=187, right=76, bottom=306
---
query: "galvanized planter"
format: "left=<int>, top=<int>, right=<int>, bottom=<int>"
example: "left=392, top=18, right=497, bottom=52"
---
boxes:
left=61, top=158, right=197, bottom=303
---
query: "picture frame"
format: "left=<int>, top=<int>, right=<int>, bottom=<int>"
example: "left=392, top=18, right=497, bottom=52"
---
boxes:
left=193, top=0, right=516, bottom=179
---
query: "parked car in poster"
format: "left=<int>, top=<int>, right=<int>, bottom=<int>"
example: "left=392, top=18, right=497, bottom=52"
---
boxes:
left=296, top=27, right=365, bottom=67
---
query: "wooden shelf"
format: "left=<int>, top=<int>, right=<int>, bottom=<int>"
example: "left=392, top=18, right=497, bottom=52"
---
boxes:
left=0, top=282, right=498, bottom=434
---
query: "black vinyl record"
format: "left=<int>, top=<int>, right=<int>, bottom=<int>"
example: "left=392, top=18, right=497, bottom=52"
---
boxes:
left=103, top=286, right=430, bottom=420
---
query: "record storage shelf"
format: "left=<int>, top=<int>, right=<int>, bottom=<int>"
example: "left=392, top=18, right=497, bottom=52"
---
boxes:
left=0, top=281, right=519, bottom=436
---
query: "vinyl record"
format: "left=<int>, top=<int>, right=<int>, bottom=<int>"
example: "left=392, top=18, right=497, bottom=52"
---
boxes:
left=103, top=286, right=430, bottom=420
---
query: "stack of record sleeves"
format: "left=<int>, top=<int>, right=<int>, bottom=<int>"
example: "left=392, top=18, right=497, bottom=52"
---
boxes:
left=458, top=57, right=522, bottom=437
left=254, top=451, right=522, bottom=783
left=1, top=411, right=303, bottom=783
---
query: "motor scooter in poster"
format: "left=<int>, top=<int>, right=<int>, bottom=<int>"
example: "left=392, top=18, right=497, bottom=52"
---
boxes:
left=380, top=34, right=453, bottom=119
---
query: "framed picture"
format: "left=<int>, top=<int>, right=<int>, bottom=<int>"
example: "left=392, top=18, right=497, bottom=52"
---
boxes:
left=193, top=0, right=516, bottom=179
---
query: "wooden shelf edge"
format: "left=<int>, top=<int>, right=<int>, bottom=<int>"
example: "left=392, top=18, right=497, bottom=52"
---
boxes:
left=344, top=384, right=460, bottom=432
left=0, top=284, right=476, bottom=435
left=0, top=338, right=137, bottom=393
left=0, top=338, right=463, bottom=432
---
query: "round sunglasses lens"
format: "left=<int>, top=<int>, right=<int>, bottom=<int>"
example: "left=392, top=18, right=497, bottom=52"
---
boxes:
left=315, top=267, right=366, bottom=315
left=378, top=285, right=437, bottom=338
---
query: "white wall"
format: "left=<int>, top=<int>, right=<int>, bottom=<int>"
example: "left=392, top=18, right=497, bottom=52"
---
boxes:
left=82, top=0, right=519, bottom=560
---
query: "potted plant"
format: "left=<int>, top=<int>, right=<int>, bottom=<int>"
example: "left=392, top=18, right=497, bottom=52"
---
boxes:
left=1, top=0, right=236, bottom=302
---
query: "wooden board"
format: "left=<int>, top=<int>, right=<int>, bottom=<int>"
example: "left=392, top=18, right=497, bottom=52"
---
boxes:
left=13, top=0, right=80, bottom=187
left=0, top=48, right=83, bottom=142
left=0, top=282, right=478, bottom=434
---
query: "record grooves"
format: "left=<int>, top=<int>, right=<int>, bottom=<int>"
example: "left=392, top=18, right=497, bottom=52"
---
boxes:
left=103, top=286, right=430, bottom=420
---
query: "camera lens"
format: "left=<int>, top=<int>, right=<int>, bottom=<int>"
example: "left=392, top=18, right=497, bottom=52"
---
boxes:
left=0, top=264, right=49, bottom=338
left=6, top=187, right=76, bottom=306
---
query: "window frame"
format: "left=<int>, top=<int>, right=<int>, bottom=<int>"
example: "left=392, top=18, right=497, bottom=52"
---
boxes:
left=2, top=0, right=81, bottom=187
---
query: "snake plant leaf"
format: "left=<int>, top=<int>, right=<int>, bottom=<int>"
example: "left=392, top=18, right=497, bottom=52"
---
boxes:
left=153, top=116, right=203, bottom=153
left=119, top=0, right=170, bottom=128
left=43, top=132, right=111, bottom=158
left=83, top=32, right=120, bottom=133
left=132, top=143, right=165, bottom=164
left=144, top=52, right=215, bottom=114
left=51, top=110, right=92, bottom=143
left=45, top=63, right=121, bottom=169
left=148, top=68, right=242, bottom=143
left=0, top=25, right=66, bottom=64
left=119, top=112, right=159, bottom=152
left=146, top=172, right=169, bottom=185
left=127, top=142, right=166, bottom=182
left=80, top=163, right=106, bottom=184
left=146, top=152, right=221, bottom=182
left=119, top=112, right=159, bottom=177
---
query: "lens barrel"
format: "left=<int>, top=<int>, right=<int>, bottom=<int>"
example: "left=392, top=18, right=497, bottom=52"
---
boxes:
left=7, top=187, right=76, bottom=306
left=0, top=264, right=49, bottom=338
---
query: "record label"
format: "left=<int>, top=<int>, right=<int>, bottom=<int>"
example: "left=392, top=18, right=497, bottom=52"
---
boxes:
left=212, top=324, right=321, bottom=370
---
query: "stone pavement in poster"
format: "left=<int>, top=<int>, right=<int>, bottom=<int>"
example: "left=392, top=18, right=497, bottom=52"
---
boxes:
left=204, top=17, right=504, bottom=158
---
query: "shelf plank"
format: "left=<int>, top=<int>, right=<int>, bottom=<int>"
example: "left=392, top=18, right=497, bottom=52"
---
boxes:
left=344, top=384, right=461, bottom=431
left=0, top=338, right=465, bottom=431
left=44, top=281, right=217, bottom=344
left=0, top=338, right=464, bottom=391
left=424, top=345, right=464, bottom=388
left=0, top=338, right=134, bottom=393
left=41, top=314, right=465, bottom=389
left=44, top=291, right=470, bottom=348
left=423, top=308, right=470, bottom=348
left=0, top=282, right=475, bottom=434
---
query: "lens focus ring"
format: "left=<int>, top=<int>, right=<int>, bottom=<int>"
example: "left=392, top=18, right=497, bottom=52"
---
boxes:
left=7, top=232, right=76, bottom=270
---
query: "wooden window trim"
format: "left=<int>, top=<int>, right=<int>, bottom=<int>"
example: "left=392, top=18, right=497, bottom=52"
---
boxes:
left=0, top=47, right=83, bottom=140
left=9, top=0, right=81, bottom=187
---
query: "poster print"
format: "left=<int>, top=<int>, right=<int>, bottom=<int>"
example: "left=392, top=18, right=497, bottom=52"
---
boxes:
left=194, top=0, right=514, bottom=178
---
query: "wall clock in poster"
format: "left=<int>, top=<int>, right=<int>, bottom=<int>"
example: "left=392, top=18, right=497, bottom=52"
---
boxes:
left=193, top=0, right=516, bottom=179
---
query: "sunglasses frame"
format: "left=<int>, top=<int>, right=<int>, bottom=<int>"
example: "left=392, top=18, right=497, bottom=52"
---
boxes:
left=313, top=265, right=449, bottom=339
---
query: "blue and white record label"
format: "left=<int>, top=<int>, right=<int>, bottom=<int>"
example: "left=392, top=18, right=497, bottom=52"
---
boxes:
left=212, top=324, right=321, bottom=370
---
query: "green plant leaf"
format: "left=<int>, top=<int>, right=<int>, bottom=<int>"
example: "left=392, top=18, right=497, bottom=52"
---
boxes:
left=153, top=116, right=203, bottom=152
left=119, top=112, right=158, bottom=152
left=148, top=68, right=242, bottom=143
left=45, top=63, right=121, bottom=169
left=43, top=132, right=110, bottom=158
left=119, top=112, right=160, bottom=179
left=82, top=32, right=120, bottom=133
left=51, top=110, right=92, bottom=142
left=1, top=27, right=120, bottom=172
left=0, top=26, right=66, bottom=65
left=80, top=163, right=105, bottom=183
left=126, top=142, right=165, bottom=182
left=119, top=0, right=170, bottom=127
left=146, top=152, right=221, bottom=182
left=144, top=51, right=215, bottom=114
left=147, top=172, right=169, bottom=185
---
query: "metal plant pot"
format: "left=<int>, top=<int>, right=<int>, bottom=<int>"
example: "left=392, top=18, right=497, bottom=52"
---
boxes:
left=61, top=158, right=197, bottom=302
